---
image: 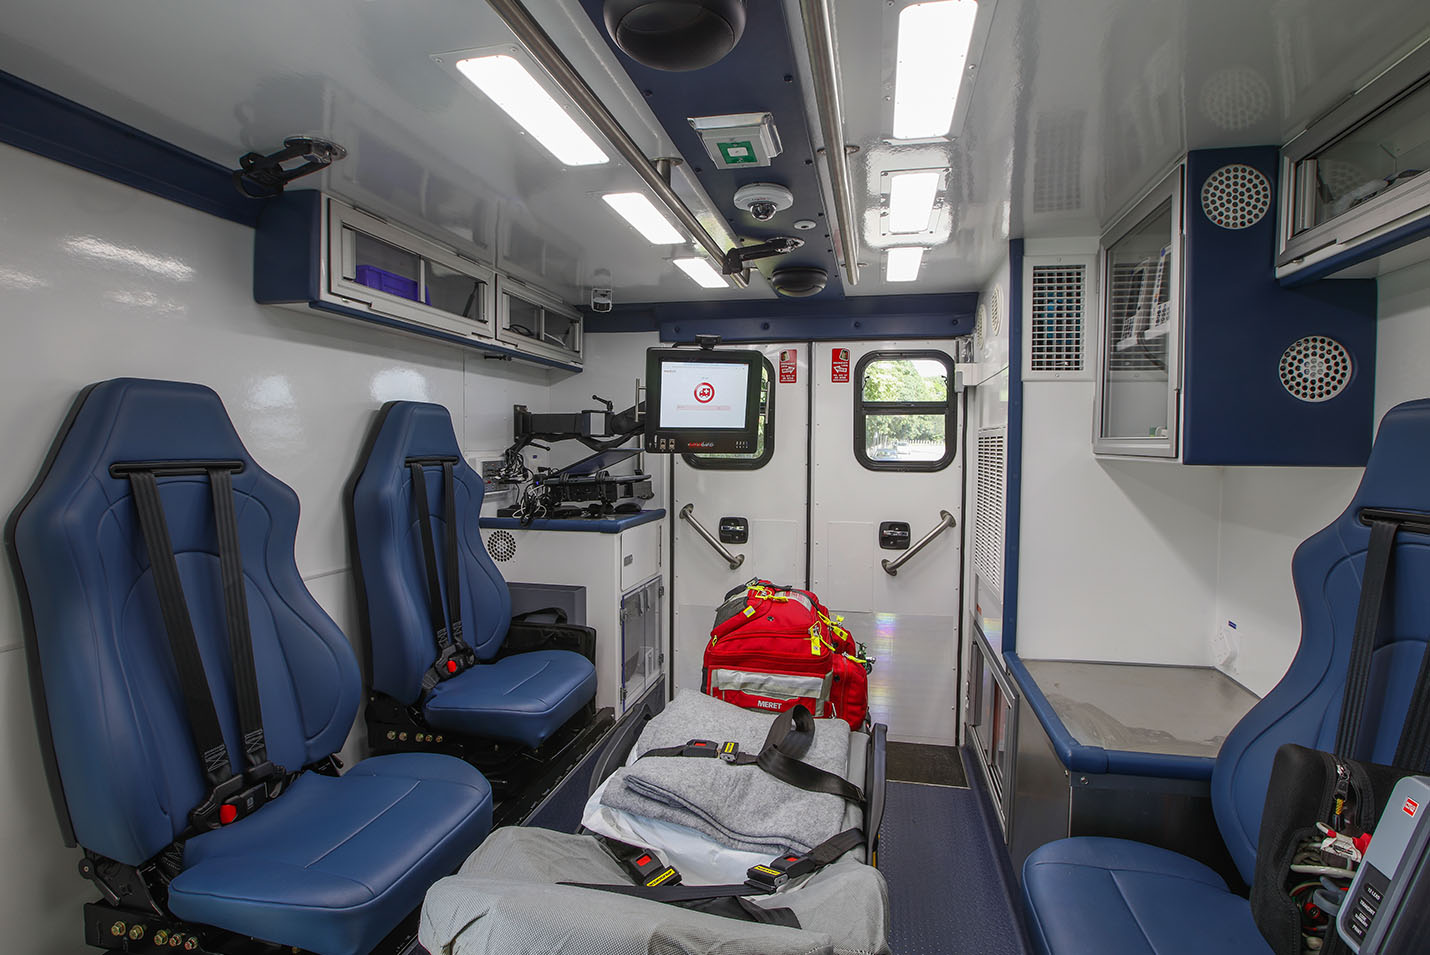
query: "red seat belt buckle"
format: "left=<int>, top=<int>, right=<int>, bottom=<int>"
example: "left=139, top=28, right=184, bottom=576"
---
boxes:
left=218, top=804, right=238, bottom=825
left=446, top=659, right=458, bottom=674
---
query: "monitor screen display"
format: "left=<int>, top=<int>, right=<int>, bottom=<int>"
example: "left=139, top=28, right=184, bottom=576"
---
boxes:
left=644, top=347, right=761, bottom=454
left=658, top=360, right=751, bottom=430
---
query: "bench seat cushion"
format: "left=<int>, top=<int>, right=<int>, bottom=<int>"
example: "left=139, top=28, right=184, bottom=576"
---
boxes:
left=1022, top=838, right=1271, bottom=955
left=170, top=753, right=492, bottom=955
left=423, top=650, right=597, bottom=748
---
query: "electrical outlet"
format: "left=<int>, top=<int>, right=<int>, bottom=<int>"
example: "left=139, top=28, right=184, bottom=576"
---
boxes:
left=1212, top=620, right=1239, bottom=667
left=480, top=459, right=504, bottom=481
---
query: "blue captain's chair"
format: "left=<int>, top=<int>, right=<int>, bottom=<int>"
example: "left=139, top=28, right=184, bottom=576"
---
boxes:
left=350, top=401, right=597, bottom=750
left=5, top=379, right=492, bottom=955
left=1022, top=399, right=1430, bottom=955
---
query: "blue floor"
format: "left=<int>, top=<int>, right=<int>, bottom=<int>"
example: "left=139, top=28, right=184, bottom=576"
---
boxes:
left=880, top=751, right=1031, bottom=955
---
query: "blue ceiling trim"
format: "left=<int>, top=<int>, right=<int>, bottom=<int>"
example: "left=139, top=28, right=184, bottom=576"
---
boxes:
left=576, top=0, right=842, bottom=296
left=586, top=292, right=975, bottom=341
left=0, top=68, right=264, bottom=227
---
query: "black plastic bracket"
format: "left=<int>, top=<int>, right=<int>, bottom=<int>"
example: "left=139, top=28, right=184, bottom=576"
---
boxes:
left=233, top=137, right=347, bottom=199
left=720, top=236, right=805, bottom=275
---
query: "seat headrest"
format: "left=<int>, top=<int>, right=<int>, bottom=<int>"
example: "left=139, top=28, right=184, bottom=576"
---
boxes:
left=1342, top=398, right=1430, bottom=518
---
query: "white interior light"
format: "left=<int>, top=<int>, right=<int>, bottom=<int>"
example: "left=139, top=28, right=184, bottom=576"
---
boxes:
left=887, top=170, right=942, bottom=233
left=886, top=247, right=926, bottom=282
left=603, top=192, right=686, bottom=245
left=455, top=55, right=608, bottom=166
left=893, top=0, right=980, bottom=140
left=673, top=257, right=729, bottom=289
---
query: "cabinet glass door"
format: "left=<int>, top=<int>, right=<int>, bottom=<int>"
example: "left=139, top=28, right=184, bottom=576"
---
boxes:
left=1094, top=167, right=1182, bottom=457
left=620, top=578, right=662, bottom=709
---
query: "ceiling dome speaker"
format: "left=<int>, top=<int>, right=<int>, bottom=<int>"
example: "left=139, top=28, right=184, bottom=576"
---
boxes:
left=771, top=266, right=828, bottom=298
left=1279, top=335, right=1352, bottom=403
left=604, top=0, right=747, bottom=72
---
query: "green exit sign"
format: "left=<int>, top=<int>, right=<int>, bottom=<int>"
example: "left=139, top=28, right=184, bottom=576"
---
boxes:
left=718, top=141, right=758, bottom=165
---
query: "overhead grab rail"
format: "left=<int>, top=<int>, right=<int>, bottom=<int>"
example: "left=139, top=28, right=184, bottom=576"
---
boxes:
left=798, top=0, right=861, bottom=287
left=680, top=504, right=745, bottom=570
left=881, top=510, right=955, bottom=576
left=484, top=0, right=747, bottom=288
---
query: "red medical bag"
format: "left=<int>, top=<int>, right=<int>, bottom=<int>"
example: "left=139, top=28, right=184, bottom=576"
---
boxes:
left=702, top=579, right=872, bottom=728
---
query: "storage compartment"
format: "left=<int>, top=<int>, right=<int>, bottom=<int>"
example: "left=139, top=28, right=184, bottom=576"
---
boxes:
left=619, top=520, right=661, bottom=592
left=620, top=577, right=663, bottom=710
left=497, top=277, right=583, bottom=364
left=1088, top=148, right=1378, bottom=465
left=1278, top=38, right=1430, bottom=282
left=965, top=619, right=1016, bottom=833
left=254, top=191, right=583, bottom=370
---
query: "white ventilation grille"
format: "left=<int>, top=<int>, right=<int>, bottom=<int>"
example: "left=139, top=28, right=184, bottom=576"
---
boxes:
left=1029, top=265, right=1085, bottom=373
left=486, top=530, right=517, bottom=562
left=1198, top=66, right=1271, bottom=131
left=1033, top=111, right=1085, bottom=213
left=975, top=302, right=987, bottom=354
left=1201, top=164, right=1272, bottom=229
left=989, top=286, right=1003, bottom=337
left=1279, top=336, right=1352, bottom=402
left=974, top=429, right=1006, bottom=594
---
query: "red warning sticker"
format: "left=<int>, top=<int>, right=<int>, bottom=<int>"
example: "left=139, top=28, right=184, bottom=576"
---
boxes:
left=779, top=349, right=798, bottom=384
left=1405, top=797, right=1420, bottom=817
left=831, top=347, right=850, bottom=383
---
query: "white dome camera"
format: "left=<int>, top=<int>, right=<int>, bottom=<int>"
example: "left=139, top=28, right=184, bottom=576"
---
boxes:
left=733, top=182, right=794, bottom=222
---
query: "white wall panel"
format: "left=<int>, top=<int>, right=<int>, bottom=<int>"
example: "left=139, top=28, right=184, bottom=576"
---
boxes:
left=0, top=144, right=551, bottom=952
left=1015, top=380, right=1222, bottom=665
left=1376, top=260, right=1430, bottom=416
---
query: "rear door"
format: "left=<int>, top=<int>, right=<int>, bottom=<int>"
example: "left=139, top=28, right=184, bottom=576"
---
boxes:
left=810, top=342, right=963, bottom=744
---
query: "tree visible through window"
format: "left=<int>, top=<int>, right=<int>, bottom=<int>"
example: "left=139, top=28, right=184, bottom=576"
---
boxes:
left=855, top=351, right=955, bottom=471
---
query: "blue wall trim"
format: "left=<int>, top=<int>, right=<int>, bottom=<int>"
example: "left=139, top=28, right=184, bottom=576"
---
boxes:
left=1003, top=239, right=1025, bottom=654
left=0, top=69, right=264, bottom=227
left=586, top=293, right=977, bottom=342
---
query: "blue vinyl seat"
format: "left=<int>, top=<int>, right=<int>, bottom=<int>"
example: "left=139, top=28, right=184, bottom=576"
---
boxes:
left=6, top=379, right=492, bottom=955
left=1023, top=399, right=1430, bottom=955
left=351, top=401, right=596, bottom=749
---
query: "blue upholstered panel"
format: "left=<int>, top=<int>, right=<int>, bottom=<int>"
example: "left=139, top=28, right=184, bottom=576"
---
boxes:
left=424, top=650, right=598, bottom=748
left=352, top=402, right=512, bottom=704
left=10, top=379, right=361, bottom=864
left=1022, top=839, right=1272, bottom=955
left=170, top=753, right=491, bottom=955
left=1212, top=399, right=1430, bottom=884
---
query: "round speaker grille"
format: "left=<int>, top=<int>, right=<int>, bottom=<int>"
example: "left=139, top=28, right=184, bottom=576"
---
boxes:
left=486, top=530, right=517, bottom=562
left=975, top=303, right=987, bottom=354
left=990, top=286, right=1003, bottom=336
left=1202, top=164, right=1272, bottom=229
left=1279, top=336, right=1351, bottom=402
left=1199, top=66, right=1271, bottom=131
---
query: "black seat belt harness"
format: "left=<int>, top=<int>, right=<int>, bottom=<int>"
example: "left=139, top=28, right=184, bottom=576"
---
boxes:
left=123, top=462, right=286, bottom=832
left=409, top=459, right=477, bottom=689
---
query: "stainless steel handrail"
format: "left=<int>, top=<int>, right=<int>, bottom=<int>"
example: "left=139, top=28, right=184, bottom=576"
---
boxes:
left=485, top=0, right=746, bottom=288
left=798, top=0, right=861, bottom=287
left=679, top=503, right=745, bottom=570
left=881, top=510, right=956, bottom=576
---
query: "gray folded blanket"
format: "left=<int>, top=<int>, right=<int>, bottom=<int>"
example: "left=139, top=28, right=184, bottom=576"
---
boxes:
left=600, top=692, right=851, bottom=855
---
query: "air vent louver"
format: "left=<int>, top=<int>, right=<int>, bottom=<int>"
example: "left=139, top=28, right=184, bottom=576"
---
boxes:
left=1029, top=265, right=1085, bottom=373
left=486, top=529, right=517, bottom=562
left=974, top=429, right=1006, bottom=594
left=1279, top=336, right=1351, bottom=402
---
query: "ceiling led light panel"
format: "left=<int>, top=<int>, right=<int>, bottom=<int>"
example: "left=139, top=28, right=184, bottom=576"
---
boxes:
left=887, top=170, right=942, bottom=233
left=886, top=246, right=926, bottom=282
left=893, top=0, right=979, bottom=140
left=603, top=192, right=686, bottom=245
left=673, top=257, right=729, bottom=289
left=455, top=55, right=609, bottom=166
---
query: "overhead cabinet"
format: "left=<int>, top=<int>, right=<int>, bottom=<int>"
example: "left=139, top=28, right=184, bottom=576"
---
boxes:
left=1092, top=148, right=1378, bottom=466
left=254, top=191, right=584, bottom=370
left=1277, top=38, right=1430, bottom=283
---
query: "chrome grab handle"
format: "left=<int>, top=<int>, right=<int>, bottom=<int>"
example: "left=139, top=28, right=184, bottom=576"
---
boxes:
left=881, top=510, right=956, bottom=576
left=679, top=503, right=745, bottom=570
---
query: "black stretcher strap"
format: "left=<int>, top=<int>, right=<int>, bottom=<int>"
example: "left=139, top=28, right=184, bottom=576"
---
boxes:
left=642, top=705, right=864, bottom=804
left=128, top=470, right=234, bottom=788
left=209, top=467, right=267, bottom=771
left=569, top=826, right=865, bottom=928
